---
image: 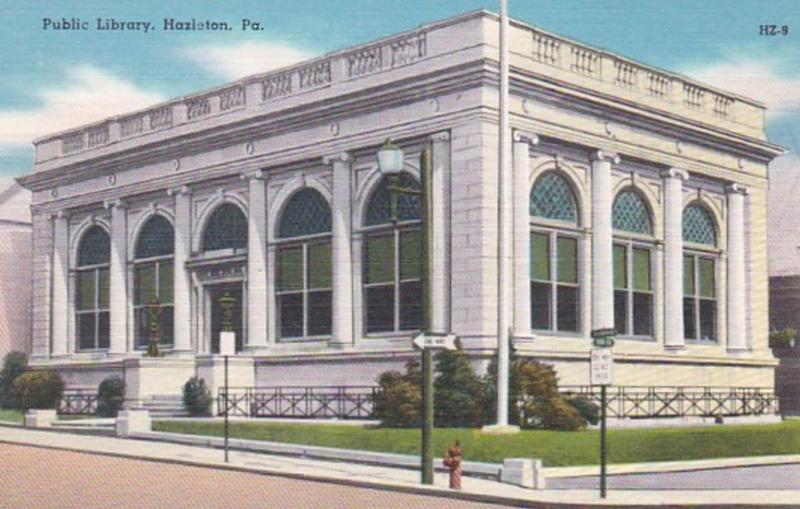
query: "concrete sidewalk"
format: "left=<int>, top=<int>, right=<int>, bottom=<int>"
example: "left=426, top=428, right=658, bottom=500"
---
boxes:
left=1, top=426, right=799, bottom=507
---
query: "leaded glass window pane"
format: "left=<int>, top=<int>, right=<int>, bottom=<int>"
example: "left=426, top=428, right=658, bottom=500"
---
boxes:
left=557, top=237, right=577, bottom=284
left=202, top=203, right=247, bottom=251
left=612, top=191, right=652, bottom=234
left=683, top=205, right=716, bottom=246
left=77, top=226, right=110, bottom=267
left=365, top=173, right=421, bottom=226
left=530, top=173, right=578, bottom=223
left=613, top=244, right=627, bottom=289
left=530, top=233, right=550, bottom=281
left=278, top=189, right=332, bottom=238
left=278, top=247, right=303, bottom=292
left=365, top=234, right=394, bottom=284
left=135, top=215, right=174, bottom=259
left=633, top=249, right=651, bottom=291
left=307, top=242, right=332, bottom=289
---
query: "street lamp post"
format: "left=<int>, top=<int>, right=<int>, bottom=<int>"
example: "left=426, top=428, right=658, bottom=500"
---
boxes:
left=376, top=138, right=435, bottom=485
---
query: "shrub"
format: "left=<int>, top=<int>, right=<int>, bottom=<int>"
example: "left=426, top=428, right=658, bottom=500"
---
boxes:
left=373, top=368, right=422, bottom=427
left=182, top=377, right=212, bottom=417
left=434, top=350, right=485, bottom=427
left=565, top=396, right=600, bottom=426
left=12, top=370, right=64, bottom=410
left=0, top=351, right=28, bottom=408
left=524, top=397, right=586, bottom=431
left=96, top=376, right=126, bottom=417
left=513, top=359, right=588, bottom=431
left=770, top=329, right=796, bottom=349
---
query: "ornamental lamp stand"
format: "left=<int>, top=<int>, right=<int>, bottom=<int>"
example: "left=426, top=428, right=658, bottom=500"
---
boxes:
left=145, top=297, right=162, bottom=357
left=218, top=290, right=237, bottom=463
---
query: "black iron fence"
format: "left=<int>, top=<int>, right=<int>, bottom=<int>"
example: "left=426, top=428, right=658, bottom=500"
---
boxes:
left=58, top=389, right=99, bottom=415
left=560, top=385, right=779, bottom=419
left=217, top=386, right=379, bottom=419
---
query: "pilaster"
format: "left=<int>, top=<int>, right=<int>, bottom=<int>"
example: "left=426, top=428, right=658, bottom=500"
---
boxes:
left=167, top=185, right=193, bottom=353
left=591, top=150, right=619, bottom=332
left=51, top=211, right=70, bottom=357
left=429, top=131, right=452, bottom=334
left=105, top=199, right=129, bottom=355
left=662, top=168, right=689, bottom=350
left=512, top=130, right=539, bottom=337
left=727, top=183, right=748, bottom=353
left=243, top=170, right=269, bottom=351
left=325, top=152, right=354, bottom=347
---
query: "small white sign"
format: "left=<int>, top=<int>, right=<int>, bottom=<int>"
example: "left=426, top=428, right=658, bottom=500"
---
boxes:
left=590, top=348, right=613, bottom=386
left=219, top=331, right=236, bottom=356
left=412, top=333, right=459, bottom=351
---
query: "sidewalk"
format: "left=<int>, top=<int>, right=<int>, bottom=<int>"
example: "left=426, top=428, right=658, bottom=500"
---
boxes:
left=2, top=425, right=799, bottom=507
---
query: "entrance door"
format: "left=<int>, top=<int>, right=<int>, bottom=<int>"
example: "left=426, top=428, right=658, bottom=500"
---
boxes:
left=209, top=283, right=244, bottom=354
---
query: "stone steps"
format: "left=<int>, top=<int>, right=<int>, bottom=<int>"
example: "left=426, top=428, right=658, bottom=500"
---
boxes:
left=131, top=395, right=189, bottom=418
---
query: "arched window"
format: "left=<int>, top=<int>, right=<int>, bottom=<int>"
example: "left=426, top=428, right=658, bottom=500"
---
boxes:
left=276, top=189, right=332, bottom=338
left=202, top=203, right=247, bottom=252
left=75, top=225, right=110, bottom=351
left=529, top=172, right=580, bottom=333
left=133, top=215, right=175, bottom=349
left=682, top=204, right=717, bottom=342
left=363, top=173, right=422, bottom=333
left=612, top=190, right=654, bottom=338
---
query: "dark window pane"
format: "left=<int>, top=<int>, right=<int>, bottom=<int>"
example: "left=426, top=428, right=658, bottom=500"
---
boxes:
left=135, top=215, right=174, bottom=259
left=278, top=188, right=332, bottom=238
left=530, top=232, right=550, bottom=281
left=135, top=264, right=156, bottom=306
left=633, top=292, right=653, bottom=336
left=308, top=291, right=332, bottom=336
left=77, top=313, right=96, bottom=350
left=308, top=242, right=332, bottom=289
left=278, top=247, right=303, bottom=292
left=557, top=237, right=578, bottom=284
left=684, top=256, right=695, bottom=296
left=531, top=282, right=551, bottom=330
left=683, top=298, right=697, bottom=340
left=365, top=174, right=421, bottom=226
left=76, top=271, right=95, bottom=311
left=613, top=244, right=627, bottom=289
left=399, top=281, right=422, bottom=330
left=365, top=234, right=394, bottom=284
left=77, top=226, right=110, bottom=266
left=399, top=229, right=422, bottom=280
left=556, top=285, right=579, bottom=332
left=159, top=306, right=174, bottom=346
left=366, top=285, right=394, bottom=333
left=202, top=203, right=247, bottom=251
left=98, top=269, right=109, bottom=309
left=614, top=290, right=627, bottom=335
left=633, top=249, right=651, bottom=291
left=159, top=262, right=174, bottom=304
left=700, top=299, right=716, bottom=341
left=279, top=293, right=304, bottom=338
left=135, top=307, right=149, bottom=348
left=699, top=258, right=715, bottom=298
left=97, top=312, right=110, bottom=349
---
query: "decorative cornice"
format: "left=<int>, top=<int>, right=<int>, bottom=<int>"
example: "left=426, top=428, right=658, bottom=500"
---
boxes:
left=512, top=130, right=539, bottom=145
left=428, top=131, right=451, bottom=143
left=591, top=150, right=620, bottom=165
left=661, top=168, right=690, bottom=181
left=726, top=182, right=749, bottom=196
left=322, top=152, right=351, bottom=165
left=103, top=198, right=128, bottom=210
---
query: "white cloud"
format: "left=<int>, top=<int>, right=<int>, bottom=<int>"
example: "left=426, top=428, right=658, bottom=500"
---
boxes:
left=181, top=41, right=314, bottom=81
left=680, top=58, right=800, bottom=118
left=0, top=64, right=164, bottom=148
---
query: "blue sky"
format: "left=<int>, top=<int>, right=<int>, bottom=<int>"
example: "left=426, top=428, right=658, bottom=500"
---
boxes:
left=2, top=0, right=799, bottom=177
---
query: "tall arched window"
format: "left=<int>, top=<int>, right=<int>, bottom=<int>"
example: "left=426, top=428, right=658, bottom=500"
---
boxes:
left=529, top=172, right=580, bottom=332
left=202, top=203, right=247, bottom=252
left=612, top=190, right=654, bottom=338
left=134, top=215, right=175, bottom=349
left=363, top=173, right=422, bottom=333
left=682, top=204, right=718, bottom=342
left=276, top=189, right=333, bottom=339
left=75, top=225, right=110, bottom=351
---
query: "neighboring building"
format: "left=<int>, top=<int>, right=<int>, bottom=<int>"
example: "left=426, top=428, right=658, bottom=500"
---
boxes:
left=18, top=11, right=784, bottom=416
left=0, top=178, right=32, bottom=360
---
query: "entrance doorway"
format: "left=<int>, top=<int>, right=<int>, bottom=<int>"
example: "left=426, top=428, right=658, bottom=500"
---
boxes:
left=209, top=283, right=244, bottom=354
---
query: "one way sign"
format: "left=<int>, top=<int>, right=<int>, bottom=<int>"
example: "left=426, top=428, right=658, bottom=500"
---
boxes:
left=412, top=333, right=459, bottom=351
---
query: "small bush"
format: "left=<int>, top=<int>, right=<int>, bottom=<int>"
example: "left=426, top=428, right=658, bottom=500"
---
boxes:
left=0, top=351, right=28, bottom=408
left=565, top=396, right=600, bottom=426
left=182, top=377, right=212, bottom=417
left=13, top=370, right=64, bottom=410
left=514, top=359, right=588, bottom=431
left=96, top=376, right=126, bottom=417
left=770, top=329, right=796, bottom=349
left=434, top=350, right=485, bottom=428
left=525, top=397, right=586, bottom=431
left=373, top=360, right=422, bottom=427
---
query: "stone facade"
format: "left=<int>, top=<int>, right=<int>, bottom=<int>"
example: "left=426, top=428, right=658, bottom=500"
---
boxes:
left=18, top=11, right=783, bottom=404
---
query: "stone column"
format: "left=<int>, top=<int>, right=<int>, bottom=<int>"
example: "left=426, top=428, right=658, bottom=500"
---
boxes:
left=169, top=186, right=193, bottom=353
left=591, top=151, right=619, bottom=332
left=106, top=199, right=128, bottom=355
left=727, top=183, right=748, bottom=353
left=245, top=171, right=269, bottom=351
left=51, top=211, right=70, bottom=357
left=512, top=131, right=539, bottom=336
left=325, top=153, right=354, bottom=346
left=429, top=132, right=452, bottom=334
left=662, top=168, right=689, bottom=350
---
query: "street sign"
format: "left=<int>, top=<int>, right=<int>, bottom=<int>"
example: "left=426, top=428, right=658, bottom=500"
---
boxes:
left=412, top=333, right=459, bottom=351
left=219, top=331, right=236, bottom=356
left=591, top=328, right=616, bottom=348
left=590, top=348, right=613, bottom=386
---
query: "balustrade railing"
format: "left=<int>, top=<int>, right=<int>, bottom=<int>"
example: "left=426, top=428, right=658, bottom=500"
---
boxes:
left=217, top=386, right=379, bottom=419
left=58, top=389, right=99, bottom=415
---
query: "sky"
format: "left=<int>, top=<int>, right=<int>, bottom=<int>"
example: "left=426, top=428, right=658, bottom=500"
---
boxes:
left=1, top=0, right=799, bottom=178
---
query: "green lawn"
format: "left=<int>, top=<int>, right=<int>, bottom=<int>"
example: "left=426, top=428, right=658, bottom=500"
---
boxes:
left=0, top=409, right=23, bottom=424
left=153, top=419, right=800, bottom=467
